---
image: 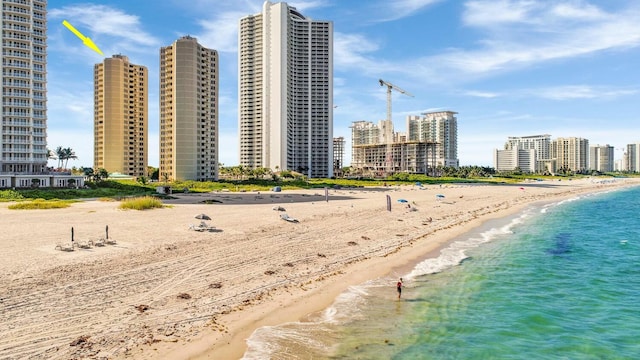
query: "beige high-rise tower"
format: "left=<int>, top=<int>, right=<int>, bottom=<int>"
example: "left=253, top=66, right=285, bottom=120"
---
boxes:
left=159, top=36, right=218, bottom=181
left=94, top=55, right=148, bottom=177
left=552, top=137, right=589, bottom=173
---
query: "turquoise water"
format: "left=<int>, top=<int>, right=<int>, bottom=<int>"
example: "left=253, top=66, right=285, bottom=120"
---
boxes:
left=244, top=186, right=640, bottom=359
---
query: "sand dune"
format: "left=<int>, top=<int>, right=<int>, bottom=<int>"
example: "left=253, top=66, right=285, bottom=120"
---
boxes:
left=0, top=178, right=636, bottom=359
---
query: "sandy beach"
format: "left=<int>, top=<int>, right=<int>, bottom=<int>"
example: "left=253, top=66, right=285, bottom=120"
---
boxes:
left=1, top=178, right=637, bottom=359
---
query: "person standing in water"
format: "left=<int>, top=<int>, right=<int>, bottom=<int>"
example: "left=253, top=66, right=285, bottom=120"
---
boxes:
left=397, top=278, right=403, bottom=299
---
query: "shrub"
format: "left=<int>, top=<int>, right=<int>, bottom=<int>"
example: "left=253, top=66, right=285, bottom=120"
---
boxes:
left=119, top=196, right=164, bottom=210
left=0, top=190, right=24, bottom=201
left=8, top=199, right=73, bottom=210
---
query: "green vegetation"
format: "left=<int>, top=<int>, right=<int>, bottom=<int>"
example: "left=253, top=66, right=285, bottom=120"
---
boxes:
left=119, top=196, right=165, bottom=210
left=8, top=199, right=74, bottom=210
left=3, top=165, right=626, bottom=204
left=15, top=180, right=155, bottom=200
left=0, top=189, right=24, bottom=202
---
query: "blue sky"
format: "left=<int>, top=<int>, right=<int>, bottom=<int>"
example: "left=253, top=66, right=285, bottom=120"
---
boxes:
left=47, top=0, right=640, bottom=169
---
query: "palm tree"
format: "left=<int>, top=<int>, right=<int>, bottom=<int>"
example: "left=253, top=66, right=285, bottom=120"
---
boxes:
left=55, top=146, right=65, bottom=169
left=63, top=147, right=77, bottom=169
left=47, top=148, right=57, bottom=164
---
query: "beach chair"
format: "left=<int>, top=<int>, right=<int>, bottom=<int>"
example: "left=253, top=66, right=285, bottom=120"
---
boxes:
left=280, top=213, right=299, bottom=223
left=189, top=222, right=215, bottom=232
left=55, top=243, right=74, bottom=252
left=198, top=221, right=216, bottom=231
left=76, top=240, right=92, bottom=249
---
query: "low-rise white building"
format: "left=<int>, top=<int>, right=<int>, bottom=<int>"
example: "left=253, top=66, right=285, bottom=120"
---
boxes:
left=0, top=174, right=85, bottom=189
left=493, top=149, right=536, bottom=173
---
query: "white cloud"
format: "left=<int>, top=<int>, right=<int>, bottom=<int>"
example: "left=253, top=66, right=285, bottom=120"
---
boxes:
left=288, top=0, right=330, bottom=12
left=49, top=4, right=161, bottom=52
left=532, top=85, right=638, bottom=100
left=463, top=90, right=501, bottom=98
left=377, top=0, right=443, bottom=22
left=400, top=2, right=640, bottom=82
left=333, top=32, right=383, bottom=70
left=463, top=0, right=537, bottom=27
left=460, top=85, right=637, bottom=100
left=195, top=11, right=246, bottom=53
left=550, top=2, right=606, bottom=20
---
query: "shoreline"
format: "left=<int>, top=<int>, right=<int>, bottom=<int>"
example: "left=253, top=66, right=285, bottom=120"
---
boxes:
left=1, top=178, right=637, bottom=359
left=195, top=198, right=533, bottom=360
left=196, top=180, right=639, bottom=359
left=174, top=179, right=640, bottom=359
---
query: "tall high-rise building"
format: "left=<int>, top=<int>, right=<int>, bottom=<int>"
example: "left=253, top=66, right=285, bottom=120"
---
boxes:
left=589, top=144, right=614, bottom=172
left=239, top=1, right=333, bottom=178
left=407, top=111, right=459, bottom=167
left=94, top=55, right=148, bottom=177
left=159, top=36, right=218, bottom=182
left=1, top=0, right=48, bottom=174
left=552, top=137, right=589, bottom=173
left=625, top=143, right=640, bottom=172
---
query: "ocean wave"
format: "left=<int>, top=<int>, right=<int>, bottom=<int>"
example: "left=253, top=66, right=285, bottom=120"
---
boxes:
left=243, top=284, right=372, bottom=359
left=406, top=212, right=529, bottom=280
left=244, top=323, right=333, bottom=360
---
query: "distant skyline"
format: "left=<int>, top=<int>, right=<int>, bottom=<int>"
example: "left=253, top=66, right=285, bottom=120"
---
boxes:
left=48, top=0, right=640, bottom=169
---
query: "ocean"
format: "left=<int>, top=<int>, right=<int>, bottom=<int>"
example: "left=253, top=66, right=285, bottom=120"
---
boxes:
left=243, top=185, right=640, bottom=359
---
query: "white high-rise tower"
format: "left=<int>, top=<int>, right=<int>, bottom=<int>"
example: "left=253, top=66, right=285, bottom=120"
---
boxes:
left=1, top=0, right=48, bottom=174
left=239, top=1, right=333, bottom=178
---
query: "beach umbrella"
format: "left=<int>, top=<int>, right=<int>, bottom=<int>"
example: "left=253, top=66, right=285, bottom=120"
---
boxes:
left=195, top=213, right=212, bottom=220
left=397, top=199, right=408, bottom=203
left=436, top=194, right=445, bottom=198
left=519, top=187, right=525, bottom=190
left=415, top=182, right=422, bottom=187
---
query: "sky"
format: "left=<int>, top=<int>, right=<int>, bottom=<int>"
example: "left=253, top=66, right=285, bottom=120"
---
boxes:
left=47, top=0, right=640, bottom=169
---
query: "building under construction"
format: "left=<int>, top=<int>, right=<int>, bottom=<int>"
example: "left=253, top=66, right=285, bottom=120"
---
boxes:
left=349, top=80, right=457, bottom=177
left=351, top=140, right=437, bottom=176
left=333, top=136, right=346, bottom=176
left=350, top=110, right=459, bottom=176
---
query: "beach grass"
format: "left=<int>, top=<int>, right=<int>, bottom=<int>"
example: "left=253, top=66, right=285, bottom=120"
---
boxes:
left=8, top=199, right=74, bottom=210
left=119, top=196, right=164, bottom=210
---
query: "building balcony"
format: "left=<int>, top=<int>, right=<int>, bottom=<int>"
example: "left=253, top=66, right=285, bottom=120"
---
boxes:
left=3, top=0, right=29, bottom=7
left=1, top=157, right=35, bottom=163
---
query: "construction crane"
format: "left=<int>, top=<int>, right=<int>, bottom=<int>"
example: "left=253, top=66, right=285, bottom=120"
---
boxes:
left=379, top=79, right=414, bottom=175
left=379, top=79, right=414, bottom=125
